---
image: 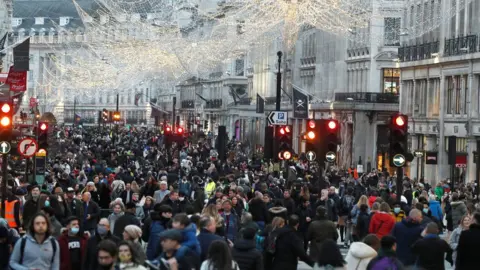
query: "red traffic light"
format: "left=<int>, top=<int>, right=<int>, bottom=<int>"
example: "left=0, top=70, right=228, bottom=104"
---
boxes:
left=0, top=116, right=10, bottom=127
left=284, top=126, right=291, bottom=133
left=279, top=127, right=285, bottom=135
left=177, top=127, right=183, bottom=133
left=395, top=115, right=406, bottom=127
left=327, top=120, right=337, bottom=130
left=40, top=123, right=48, bottom=131
left=308, top=120, right=316, bottom=129
left=307, top=131, right=315, bottom=140
left=166, top=127, right=171, bottom=132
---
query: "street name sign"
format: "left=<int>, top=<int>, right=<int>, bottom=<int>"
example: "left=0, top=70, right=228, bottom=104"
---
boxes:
left=306, top=151, right=316, bottom=161
left=326, top=151, right=337, bottom=162
left=393, top=154, right=406, bottom=167
left=267, top=111, right=288, bottom=125
left=0, top=141, right=10, bottom=154
left=18, top=138, right=38, bottom=158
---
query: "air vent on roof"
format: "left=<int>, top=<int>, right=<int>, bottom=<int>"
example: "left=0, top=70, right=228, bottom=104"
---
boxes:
left=60, top=17, right=70, bottom=26
left=35, top=17, right=45, bottom=25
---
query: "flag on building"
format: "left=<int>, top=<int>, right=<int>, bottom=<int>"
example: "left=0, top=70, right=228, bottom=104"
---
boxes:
left=13, top=37, right=30, bottom=71
left=292, top=85, right=309, bottom=119
left=134, top=93, right=141, bottom=106
left=256, top=94, right=264, bottom=114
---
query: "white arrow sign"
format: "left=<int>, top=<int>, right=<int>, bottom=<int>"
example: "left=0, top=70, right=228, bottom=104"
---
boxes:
left=325, top=151, right=336, bottom=162
left=393, top=154, right=406, bottom=167
left=306, top=151, right=316, bottom=161
left=267, top=111, right=288, bottom=125
left=0, top=141, right=10, bottom=154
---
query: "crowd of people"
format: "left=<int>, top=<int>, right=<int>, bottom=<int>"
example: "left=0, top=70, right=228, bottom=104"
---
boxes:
left=0, top=125, right=479, bottom=270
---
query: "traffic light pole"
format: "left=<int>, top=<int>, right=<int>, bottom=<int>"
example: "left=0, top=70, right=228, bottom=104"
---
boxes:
left=396, top=166, right=403, bottom=203
left=1, top=154, right=7, bottom=218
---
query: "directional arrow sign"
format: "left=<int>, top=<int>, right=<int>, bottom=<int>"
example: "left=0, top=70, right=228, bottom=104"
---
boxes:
left=325, top=151, right=337, bottom=162
left=306, top=151, right=316, bottom=161
left=267, top=111, right=288, bottom=125
left=393, top=154, right=406, bottom=167
left=0, top=141, right=10, bottom=154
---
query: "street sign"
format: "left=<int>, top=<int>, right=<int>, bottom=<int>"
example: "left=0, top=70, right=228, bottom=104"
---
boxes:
left=18, top=138, right=38, bottom=158
left=393, top=154, right=406, bottom=167
left=414, top=151, right=424, bottom=158
left=267, top=111, right=288, bottom=125
left=306, top=151, right=316, bottom=161
left=325, top=151, right=336, bottom=162
left=0, top=141, right=10, bottom=154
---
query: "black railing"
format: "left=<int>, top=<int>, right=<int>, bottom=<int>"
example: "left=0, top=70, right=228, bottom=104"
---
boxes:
left=205, top=99, right=223, bottom=109
left=398, top=41, right=439, bottom=62
left=181, top=100, right=195, bottom=109
left=335, top=92, right=399, bottom=103
left=64, top=118, right=95, bottom=123
left=444, top=35, right=478, bottom=56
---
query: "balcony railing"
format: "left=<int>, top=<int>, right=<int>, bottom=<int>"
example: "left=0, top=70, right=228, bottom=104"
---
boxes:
left=444, top=35, right=478, bottom=56
left=205, top=99, right=223, bottom=109
left=398, top=41, right=439, bottom=62
left=335, top=92, right=399, bottom=103
left=181, top=100, right=195, bottom=109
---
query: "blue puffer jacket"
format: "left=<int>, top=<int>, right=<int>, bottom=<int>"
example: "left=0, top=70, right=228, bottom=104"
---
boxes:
left=146, top=220, right=167, bottom=260
left=181, top=224, right=201, bottom=256
left=429, top=200, right=443, bottom=221
left=221, top=212, right=239, bottom=242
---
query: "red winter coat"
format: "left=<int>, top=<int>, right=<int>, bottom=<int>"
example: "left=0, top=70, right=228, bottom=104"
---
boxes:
left=369, top=211, right=395, bottom=239
left=57, top=231, right=89, bottom=270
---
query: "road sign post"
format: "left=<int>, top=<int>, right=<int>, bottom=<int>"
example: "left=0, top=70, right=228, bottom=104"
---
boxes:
left=392, top=154, right=406, bottom=167
left=325, top=151, right=337, bottom=163
left=18, top=138, right=38, bottom=158
left=0, top=141, right=11, bottom=154
left=306, top=151, right=316, bottom=162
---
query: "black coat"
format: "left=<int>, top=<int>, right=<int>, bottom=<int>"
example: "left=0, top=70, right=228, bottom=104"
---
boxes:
left=82, top=231, right=120, bottom=270
left=456, top=223, right=480, bottom=270
left=22, top=199, right=38, bottom=229
left=83, top=201, right=100, bottom=230
left=231, top=239, right=263, bottom=270
left=412, top=235, right=451, bottom=270
left=248, top=198, right=268, bottom=222
left=270, top=226, right=313, bottom=270
left=112, top=212, right=140, bottom=238
left=197, top=229, right=224, bottom=261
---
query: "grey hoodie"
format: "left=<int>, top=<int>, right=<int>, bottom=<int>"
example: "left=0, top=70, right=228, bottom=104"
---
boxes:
left=9, top=234, right=60, bottom=270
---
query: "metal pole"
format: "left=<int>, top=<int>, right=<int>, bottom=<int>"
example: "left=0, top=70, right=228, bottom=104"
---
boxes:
left=172, top=97, right=177, bottom=131
left=477, top=140, right=480, bottom=198
left=116, top=94, right=119, bottom=111
left=276, top=51, right=282, bottom=111
left=396, top=166, right=404, bottom=203
left=25, top=157, right=29, bottom=184
left=1, top=154, right=7, bottom=218
left=451, top=164, right=455, bottom=191
left=416, top=136, right=420, bottom=180
left=73, top=97, right=76, bottom=127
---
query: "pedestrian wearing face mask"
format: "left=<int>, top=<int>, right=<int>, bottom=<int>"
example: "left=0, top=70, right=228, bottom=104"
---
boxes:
left=58, top=216, right=89, bottom=270
left=391, top=202, right=406, bottom=222
left=83, top=218, right=120, bottom=270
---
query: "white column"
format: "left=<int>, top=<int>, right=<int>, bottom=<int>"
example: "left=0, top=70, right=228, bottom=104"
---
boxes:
left=455, top=0, right=460, bottom=37
left=412, top=80, right=416, bottom=117
left=464, top=0, right=469, bottom=36
left=452, top=76, right=457, bottom=116
left=438, top=73, right=446, bottom=182
left=466, top=138, right=476, bottom=182
left=426, top=78, right=431, bottom=116
left=460, top=75, right=466, bottom=116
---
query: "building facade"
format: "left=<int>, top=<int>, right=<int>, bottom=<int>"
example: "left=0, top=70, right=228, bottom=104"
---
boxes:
left=399, top=0, right=480, bottom=184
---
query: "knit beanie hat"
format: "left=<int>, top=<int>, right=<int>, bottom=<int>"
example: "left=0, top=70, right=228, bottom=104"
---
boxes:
left=124, top=225, right=142, bottom=240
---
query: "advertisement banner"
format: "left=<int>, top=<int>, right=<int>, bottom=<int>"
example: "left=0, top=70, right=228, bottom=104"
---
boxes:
left=6, top=66, right=27, bottom=92
left=256, top=94, right=264, bottom=114
left=13, top=38, right=30, bottom=71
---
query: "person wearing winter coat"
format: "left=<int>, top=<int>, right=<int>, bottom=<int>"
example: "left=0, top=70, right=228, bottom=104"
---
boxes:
left=232, top=227, right=263, bottom=270
left=368, top=203, right=395, bottom=239
left=267, top=204, right=288, bottom=223
left=391, top=202, right=406, bottom=223
left=345, top=234, right=380, bottom=270
left=390, top=209, right=424, bottom=267
left=221, top=200, right=239, bottom=242
left=113, top=202, right=141, bottom=239
left=312, top=239, right=346, bottom=270
left=144, top=205, right=172, bottom=260
left=366, top=235, right=404, bottom=270
left=455, top=212, right=480, bottom=270
left=108, top=202, right=125, bottom=233
left=412, top=222, right=451, bottom=270
left=306, top=206, right=338, bottom=262
left=450, top=193, right=467, bottom=230
left=197, top=216, right=225, bottom=261
left=449, top=215, right=471, bottom=265
left=172, top=213, right=201, bottom=256
left=428, top=195, right=443, bottom=221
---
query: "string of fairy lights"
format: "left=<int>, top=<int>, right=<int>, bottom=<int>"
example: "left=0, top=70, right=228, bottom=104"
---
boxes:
left=27, top=0, right=472, bottom=104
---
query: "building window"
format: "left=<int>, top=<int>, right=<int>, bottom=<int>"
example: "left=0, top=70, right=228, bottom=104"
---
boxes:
left=235, top=58, right=244, bottom=76
left=384, top=17, right=401, bottom=46
left=447, top=77, right=454, bottom=114
left=382, top=68, right=400, bottom=94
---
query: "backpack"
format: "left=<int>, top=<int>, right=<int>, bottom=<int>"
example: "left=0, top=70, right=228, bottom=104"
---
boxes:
left=369, top=257, right=398, bottom=270
left=18, top=236, right=57, bottom=266
left=265, top=230, right=279, bottom=254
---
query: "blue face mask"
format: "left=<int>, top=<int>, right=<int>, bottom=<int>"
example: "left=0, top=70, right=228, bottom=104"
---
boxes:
left=423, top=208, right=429, bottom=214
left=70, top=227, right=79, bottom=234
left=44, top=200, right=50, bottom=207
left=394, top=207, right=401, bottom=214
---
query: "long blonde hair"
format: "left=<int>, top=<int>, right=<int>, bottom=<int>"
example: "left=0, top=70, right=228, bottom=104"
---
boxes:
left=202, top=204, right=223, bottom=226
left=271, top=217, right=285, bottom=230
left=357, top=195, right=368, bottom=208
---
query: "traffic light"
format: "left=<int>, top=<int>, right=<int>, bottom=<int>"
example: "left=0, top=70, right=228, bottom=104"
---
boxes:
left=204, top=120, right=208, bottom=130
left=305, top=119, right=316, bottom=154
left=321, top=119, right=339, bottom=163
left=0, top=101, right=12, bottom=142
left=113, top=111, right=120, bottom=121
left=389, top=113, right=408, bottom=166
left=176, top=127, right=184, bottom=134
left=38, top=121, right=49, bottom=149
left=102, top=109, right=109, bottom=123
left=277, top=125, right=293, bottom=160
